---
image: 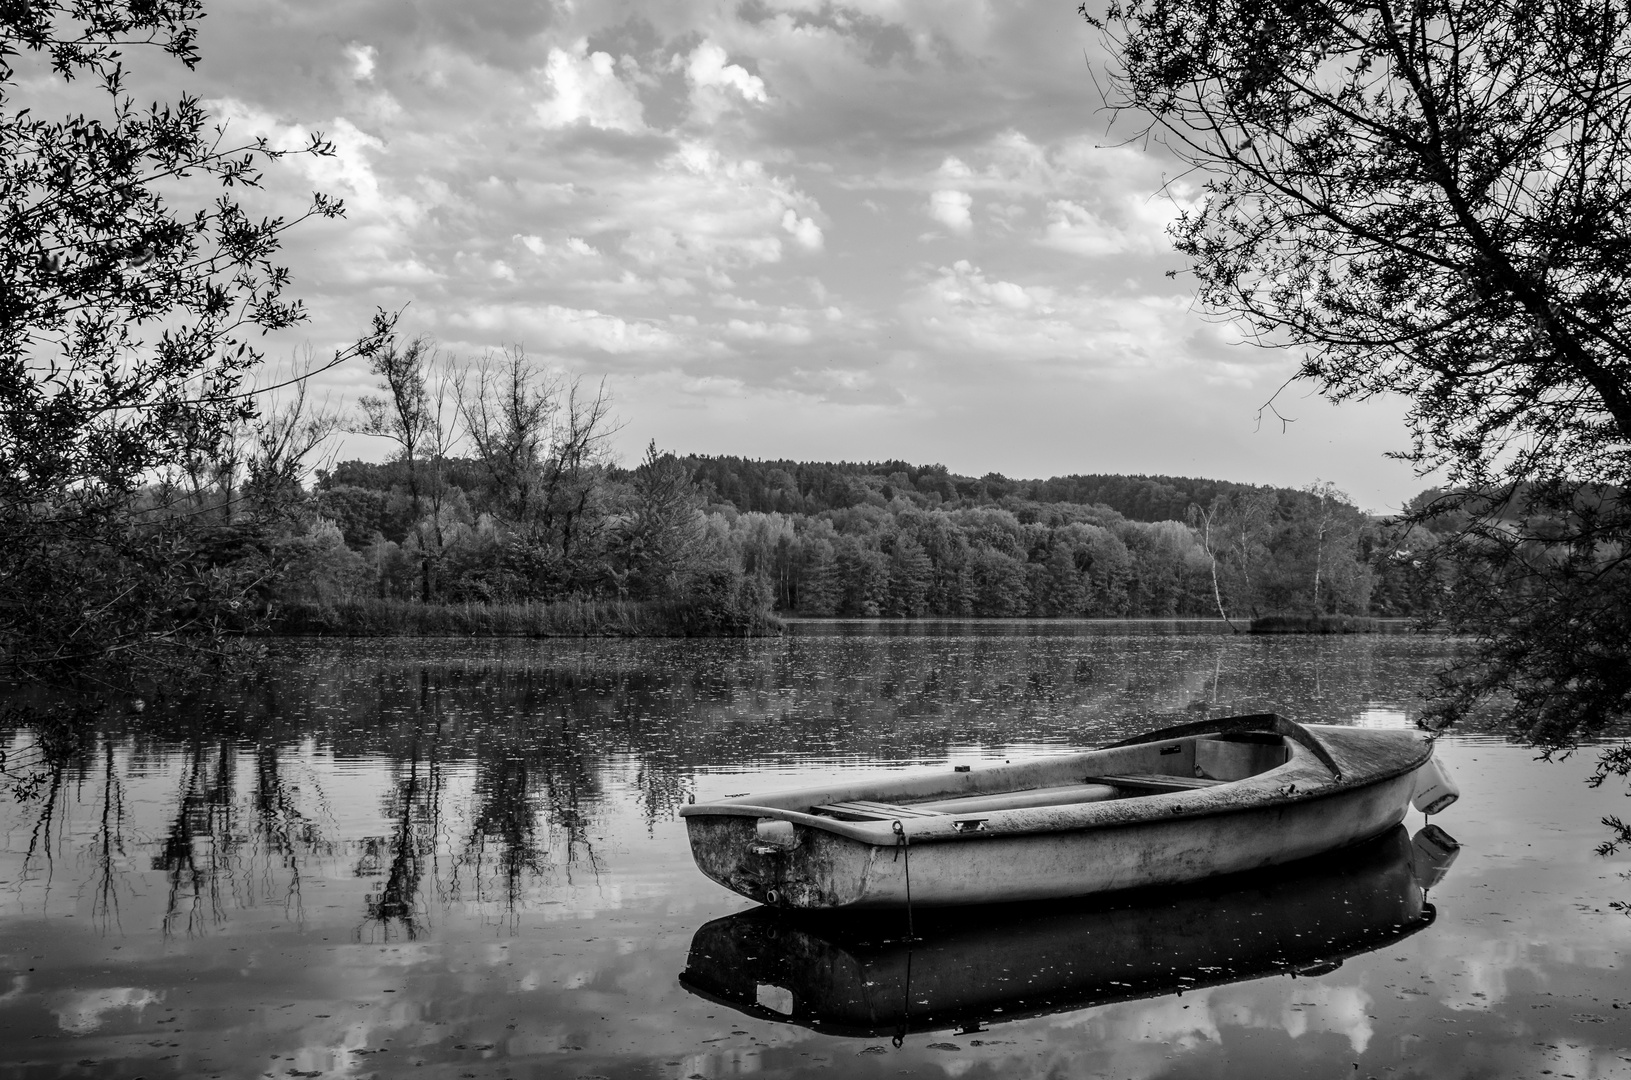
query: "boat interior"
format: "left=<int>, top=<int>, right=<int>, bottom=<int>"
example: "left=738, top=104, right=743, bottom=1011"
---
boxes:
left=811, top=730, right=1292, bottom=823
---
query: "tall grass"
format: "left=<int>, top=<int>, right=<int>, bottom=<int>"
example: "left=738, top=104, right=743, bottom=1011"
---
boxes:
left=270, top=597, right=782, bottom=637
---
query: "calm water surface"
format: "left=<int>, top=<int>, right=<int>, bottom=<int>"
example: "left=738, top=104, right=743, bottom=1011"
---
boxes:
left=2, top=623, right=1630, bottom=1079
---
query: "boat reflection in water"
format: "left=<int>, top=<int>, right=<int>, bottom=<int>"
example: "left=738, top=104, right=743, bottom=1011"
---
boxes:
left=679, top=823, right=1458, bottom=1038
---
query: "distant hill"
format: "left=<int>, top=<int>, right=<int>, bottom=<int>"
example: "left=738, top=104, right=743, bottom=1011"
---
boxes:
left=680, top=455, right=1306, bottom=523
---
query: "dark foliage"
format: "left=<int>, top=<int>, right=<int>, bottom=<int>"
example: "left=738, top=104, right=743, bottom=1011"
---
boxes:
left=1088, top=0, right=1631, bottom=746
left=0, top=1, right=389, bottom=689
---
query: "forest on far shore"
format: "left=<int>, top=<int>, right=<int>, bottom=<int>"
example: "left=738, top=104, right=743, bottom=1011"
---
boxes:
left=298, top=426, right=1443, bottom=628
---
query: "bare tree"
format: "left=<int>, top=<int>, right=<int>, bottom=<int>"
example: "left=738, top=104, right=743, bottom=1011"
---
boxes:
left=1187, top=501, right=1238, bottom=631
left=539, top=378, right=616, bottom=564
left=356, top=335, right=459, bottom=601
left=455, top=345, right=556, bottom=526
left=242, top=348, right=345, bottom=520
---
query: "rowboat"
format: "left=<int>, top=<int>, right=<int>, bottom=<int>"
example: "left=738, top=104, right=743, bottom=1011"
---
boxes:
left=680, top=822, right=1459, bottom=1036
left=679, top=712, right=1458, bottom=909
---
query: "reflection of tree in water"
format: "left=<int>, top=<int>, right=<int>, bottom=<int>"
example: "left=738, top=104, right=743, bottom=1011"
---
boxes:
left=155, top=738, right=239, bottom=937
left=153, top=729, right=335, bottom=936
left=11, top=723, right=139, bottom=933
left=453, top=710, right=603, bottom=928
left=355, top=678, right=444, bottom=943
left=6, top=634, right=1464, bottom=935
left=90, top=740, right=130, bottom=931
left=9, top=706, right=93, bottom=898
left=250, top=735, right=326, bottom=921
left=3, top=693, right=345, bottom=937
left=633, top=753, right=689, bottom=834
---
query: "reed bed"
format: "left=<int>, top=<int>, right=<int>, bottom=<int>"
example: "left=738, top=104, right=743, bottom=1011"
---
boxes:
left=1249, top=614, right=1383, bottom=635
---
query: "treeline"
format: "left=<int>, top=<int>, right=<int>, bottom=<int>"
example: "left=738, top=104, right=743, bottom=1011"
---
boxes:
left=306, top=412, right=1429, bottom=623
left=700, top=497, right=1355, bottom=620
left=695, top=478, right=1434, bottom=621
left=684, top=456, right=1294, bottom=524
left=19, top=330, right=1434, bottom=666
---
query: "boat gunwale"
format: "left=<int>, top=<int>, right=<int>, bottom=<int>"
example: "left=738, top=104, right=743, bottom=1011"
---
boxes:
left=679, top=715, right=1434, bottom=846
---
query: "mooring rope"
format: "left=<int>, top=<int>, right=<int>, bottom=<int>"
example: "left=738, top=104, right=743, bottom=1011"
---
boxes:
left=892, top=819, right=915, bottom=941
left=893, top=945, right=913, bottom=1048
left=892, top=817, right=916, bottom=1048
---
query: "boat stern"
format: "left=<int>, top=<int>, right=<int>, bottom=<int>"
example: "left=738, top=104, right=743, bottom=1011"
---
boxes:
left=684, top=814, right=877, bottom=908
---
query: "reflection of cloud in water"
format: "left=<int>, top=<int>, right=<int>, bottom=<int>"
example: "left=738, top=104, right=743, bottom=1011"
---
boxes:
left=1414, top=891, right=1631, bottom=1013
left=53, top=986, right=161, bottom=1033
left=1048, top=983, right=1373, bottom=1074
left=1055, top=987, right=1221, bottom=1046
left=1031, top=992, right=1219, bottom=1080
left=1357, top=706, right=1411, bottom=729
left=1277, top=985, right=1374, bottom=1053
left=1434, top=935, right=1522, bottom=1010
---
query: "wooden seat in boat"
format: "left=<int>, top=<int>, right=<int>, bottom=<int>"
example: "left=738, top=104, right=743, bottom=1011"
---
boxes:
left=814, top=800, right=947, bottom=821
left=818, top=781, right=1124, bottom=820
left=912, top=783, right=1120, bottom=813
left=1097, top=773, right=1227, bottom=793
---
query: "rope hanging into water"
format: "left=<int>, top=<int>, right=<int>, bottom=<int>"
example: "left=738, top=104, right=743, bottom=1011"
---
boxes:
left=892, top=819, right=915, bottom=941
left=893, top=946, right=912, bottom=1048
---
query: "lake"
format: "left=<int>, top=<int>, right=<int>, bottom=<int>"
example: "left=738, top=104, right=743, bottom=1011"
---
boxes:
left=2, top=622, right=1630, bottom=1079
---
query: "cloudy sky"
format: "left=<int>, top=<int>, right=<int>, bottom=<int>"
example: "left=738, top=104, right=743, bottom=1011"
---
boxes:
left=155, top=0, right=1426, bottom=510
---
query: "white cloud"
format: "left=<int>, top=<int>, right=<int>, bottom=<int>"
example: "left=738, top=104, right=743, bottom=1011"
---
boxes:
left=903, top=259, right=1206, bottom=373
left=590, top=142, right=824, bottom=277
left=449, top=303, right=681, bottom=355
left=535, top=40, right=646, bottom=133
left=344, top=42, right=377, bottom=83
left=929, top=189, right=973, bottom=233
left=1040, top=196, right=1174, bottom=257
left=685, top=42, right=767, bottom=104
left=726, top=318, right=814, bottom=345
left=515, top=234, right=602, bottom=259
left=207, top=101, right=419, bottom=229
left=781, top=209, right=824, bottom=251
left=931, top=259, right=1053, bottom=311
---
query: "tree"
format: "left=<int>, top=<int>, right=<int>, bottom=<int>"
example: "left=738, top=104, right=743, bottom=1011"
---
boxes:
left=455, top=345, right=556, bottom=526
left=356, top=335, right=458, bottom=602
left=1088, top=0, right=1631, bottom=747
left=1288, top=481, right=1371, bottom=615
left=536, top=379, right=616, bottom=571
left=1188, top=501, right=1239, bottom=628
left=614, top=441, right=707, bottom=599
left=884, top=533, right=933, bottom=616
left=0, top=0, right=391, bottom=689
